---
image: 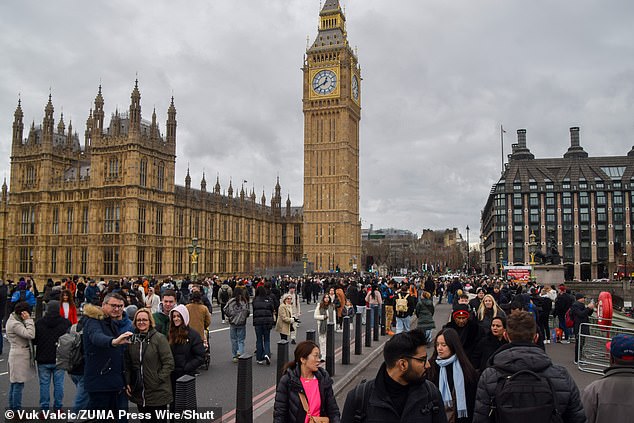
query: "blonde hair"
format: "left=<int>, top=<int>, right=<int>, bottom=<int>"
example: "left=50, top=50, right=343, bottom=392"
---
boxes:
left=133, top=308, right=156, bottom=329
left=477, top=294, right=502, bottom=321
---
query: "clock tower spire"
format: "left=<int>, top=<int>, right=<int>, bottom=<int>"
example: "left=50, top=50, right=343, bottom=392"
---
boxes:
left=302, top=0, right=361, bottom=273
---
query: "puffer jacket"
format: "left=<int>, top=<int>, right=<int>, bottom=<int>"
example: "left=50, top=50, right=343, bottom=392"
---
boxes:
left=125, top=327, right=175, bottom=407
left=252, top=295, right=275, bottom=328
left=82, top=304, right=134, bottom=393
left=170, top=327, right=205, bottom=380
left=34, top=312, right=71, bottom=364
left=341, top=363, right=446, bottom=423
left=415, top=297, right=436, bottom=330
left=472, top=342, right=586, bottom=423
left=569, top=300, right=593, bottom=335
left=273, top=366, right=340, bottom=423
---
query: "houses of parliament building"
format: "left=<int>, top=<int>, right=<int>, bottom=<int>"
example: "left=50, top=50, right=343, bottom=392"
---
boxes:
left=0, top=0, right=361, bottom=282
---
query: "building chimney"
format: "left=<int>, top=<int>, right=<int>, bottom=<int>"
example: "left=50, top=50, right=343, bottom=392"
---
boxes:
left=570, top=127, right=580, bottom=147
left=517, top=129, right=527, bottom=148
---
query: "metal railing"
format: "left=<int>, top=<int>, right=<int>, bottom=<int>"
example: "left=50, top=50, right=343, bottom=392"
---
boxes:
left=577, top=322, right=634, bottom=375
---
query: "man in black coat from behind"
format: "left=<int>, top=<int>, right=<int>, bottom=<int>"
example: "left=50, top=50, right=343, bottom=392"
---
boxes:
left=34, top=300, right=71, bottom=412
left=341, top=329, right=446, bottom=423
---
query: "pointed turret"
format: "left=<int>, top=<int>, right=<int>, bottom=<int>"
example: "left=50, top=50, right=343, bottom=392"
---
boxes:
left=150, top=108, right=159, bottom=140
left=201, top=172, right=207, bottom=192
left=286, top=195, right=291, bottom=217
left=261, top=190, right=266, bottom=206
left=228, top=179, right=234, bottom=197
left=85, top=108, right=93, bottom=148
left=28, top=121, right=36, bottom=145
left=185, top=166, right=191, bottom=189
left=240, top=183, right=245, bottom=201
left=57, top=112, right=65, bottom=135
left=129, top=79, right=141, bottom=133
left=66, top=120, right=74, bottom=148
left=12, top=98, right=24, bottom=147
left=214, top=174, right=221, bottom=195
left=92, top=85, right=105, bottom=138
left=309, top=0, right=347, bottom=52
left=166, top=96, right=176, bottom=145
left=1, top=178, right=7, bottom=204
left=251, top=188, right=256, bottom=203
left=42, top=94, right=55, bottom=141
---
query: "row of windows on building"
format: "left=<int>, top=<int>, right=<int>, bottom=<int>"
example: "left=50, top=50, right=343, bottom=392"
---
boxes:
left=18, top=246, right=289, bottom=276
left=21, top=205, right=301, bottom=244
left=491, top=190, right=633, bottom=263
left=501, top=173, right=628, bottom=193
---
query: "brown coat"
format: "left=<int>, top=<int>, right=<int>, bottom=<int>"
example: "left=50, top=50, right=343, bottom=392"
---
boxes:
left=185, top=303, right=211, bottom=342
left=335, top=288, right=346, bottom=318
left=6, top=312, right=36, bottom=383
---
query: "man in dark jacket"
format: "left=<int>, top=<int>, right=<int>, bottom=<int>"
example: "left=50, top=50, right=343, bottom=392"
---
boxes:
left=473, top=311, right=586, bottom=423
left=570, top=292, right=594, bottom=363
left=341, top=329, right=446, bottom=423
left=34, top=300, right=71, bottom=412
left=83, top=293, right=133, bottom=419
left=394, top=284, right=416, bottom=334
left=581, top=333, right=634, bottom=422
left=554, top=285, right=575, bottom=343
left=443, top=304, right=482, bottom=366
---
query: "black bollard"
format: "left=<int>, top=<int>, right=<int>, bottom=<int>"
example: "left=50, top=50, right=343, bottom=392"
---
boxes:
left=306, top=329, right=316, bottom=342
left=342, top=316, right=350, bottom=364
left=365, top=308, right=372, bottom=347
left=326, top=323, right=336, bottom=376
left=174, top=374, right=197, bottom=421
left=276, top=340, right=289, bottom=386
left=236, top=354, right=254, bottom=423
left=373, top=306, right=380, bottom=341
left=380, top=304, right=386, bottom=336
left=355, top=312, right=363, bottom=355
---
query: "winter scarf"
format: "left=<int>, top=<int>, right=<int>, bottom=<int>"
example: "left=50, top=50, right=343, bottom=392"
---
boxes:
left=436, top=354, right=468, bottom=418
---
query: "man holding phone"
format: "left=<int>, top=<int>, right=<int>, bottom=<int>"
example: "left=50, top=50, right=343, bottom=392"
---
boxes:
left=83, top=293, right=134, bottom=420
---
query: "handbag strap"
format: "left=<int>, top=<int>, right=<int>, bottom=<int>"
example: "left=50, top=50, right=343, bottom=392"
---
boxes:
left=298, top=392, right=311, bottom=415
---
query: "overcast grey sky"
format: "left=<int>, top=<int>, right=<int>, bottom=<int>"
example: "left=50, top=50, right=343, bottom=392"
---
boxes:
left=2, top=0, right=634, bottom=242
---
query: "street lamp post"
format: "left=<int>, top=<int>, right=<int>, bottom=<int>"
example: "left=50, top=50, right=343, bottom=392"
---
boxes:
left=302, top=253, right=308, bottom=277
left=529, top=231, right=537, bottom=284
left=499, top=250, right=504, bottom=277
left=623, top=252, right=628, bottom=281
left=188, top=237, right=201, bottom=281
left=467, top=225, right=471, bottom=275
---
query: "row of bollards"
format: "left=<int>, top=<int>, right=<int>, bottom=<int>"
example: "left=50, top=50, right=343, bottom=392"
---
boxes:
left=235, top=306, right=388, bottom=423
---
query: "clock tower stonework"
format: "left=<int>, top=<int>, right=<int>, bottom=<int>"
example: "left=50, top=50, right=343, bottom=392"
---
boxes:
left=303, top=0, right=361, bottom=273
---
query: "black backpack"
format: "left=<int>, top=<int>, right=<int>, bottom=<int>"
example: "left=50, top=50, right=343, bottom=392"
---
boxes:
left=219, top=287, right=230, bottom=304
left=490, top=368, right=563, bottom=423
left=352, top=378, right=440, bottom=422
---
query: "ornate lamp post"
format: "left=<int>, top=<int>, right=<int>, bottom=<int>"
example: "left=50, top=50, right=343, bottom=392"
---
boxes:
left=302, top=253, right=308, bottom=277
left=188, top=237, right=201, bottom=281
left=499, top=250, right=504, bottom=277
left=623, top=252, right=628, bottom=281
left=529, top=231, right=537, bottom=284
left=466, top=225, right=470, bottom=274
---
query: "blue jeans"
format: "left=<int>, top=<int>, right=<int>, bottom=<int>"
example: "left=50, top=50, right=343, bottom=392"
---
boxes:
left=369, top=304, right=381, bottom=328
left=71, top=374, right=90, bottom=413
left=558, top=315, right=571, bottom=340
left=230, top=325, right=246, bottom=357
left=396, top=316, right=412, bottom=334
left=254, top=325, right=271, bottom=361
left=9, top=382, right=24, bottom=410
left=38, top=363, right=65, bottom=410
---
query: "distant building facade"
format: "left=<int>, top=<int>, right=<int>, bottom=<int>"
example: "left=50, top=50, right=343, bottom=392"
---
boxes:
left=481, top=127, right=634, bottom=281
left=0, top=83, right=302, bottom=283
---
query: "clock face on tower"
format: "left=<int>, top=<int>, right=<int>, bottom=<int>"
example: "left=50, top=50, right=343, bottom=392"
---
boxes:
left=351, top=75, right=359, bottom=100
left=312, top=70, right=337, bottom=95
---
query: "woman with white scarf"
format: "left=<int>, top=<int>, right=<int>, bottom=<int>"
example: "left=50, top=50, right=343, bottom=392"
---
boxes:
left=427, top=327, right=478, bottom=423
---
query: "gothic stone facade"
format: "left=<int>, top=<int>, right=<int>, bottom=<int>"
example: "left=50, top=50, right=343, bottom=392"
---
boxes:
left=0, top=83, right=302, bottom=283
left=302, top=0, right=362, bottom=273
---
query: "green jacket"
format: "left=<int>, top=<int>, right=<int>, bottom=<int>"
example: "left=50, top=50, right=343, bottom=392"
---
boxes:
left=152, top=311, right=170, bottom=337
left=415, top=298, right=436, bottom=329
left=125, top=328, right=175, bottom=407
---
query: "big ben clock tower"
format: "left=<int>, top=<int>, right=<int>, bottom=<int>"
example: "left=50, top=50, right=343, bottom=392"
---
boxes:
left=303, top=0, right=361, bottom=273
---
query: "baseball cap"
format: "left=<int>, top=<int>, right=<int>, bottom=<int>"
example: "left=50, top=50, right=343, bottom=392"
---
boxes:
left=609, top=334, right=634, bottom=360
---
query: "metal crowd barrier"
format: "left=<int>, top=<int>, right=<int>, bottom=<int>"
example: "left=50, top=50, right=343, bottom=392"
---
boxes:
left=577, top=322, right=634, bottom=375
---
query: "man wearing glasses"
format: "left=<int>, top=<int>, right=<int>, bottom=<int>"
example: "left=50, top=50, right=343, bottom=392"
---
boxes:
left=83, top=293, right=134, bottom=420
left=341, top=329, right=446, bottom=422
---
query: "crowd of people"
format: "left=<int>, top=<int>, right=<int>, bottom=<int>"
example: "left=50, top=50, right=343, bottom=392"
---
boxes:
left=1, top=273, right=632, bottom=422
